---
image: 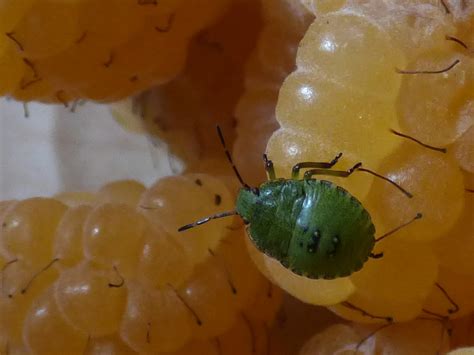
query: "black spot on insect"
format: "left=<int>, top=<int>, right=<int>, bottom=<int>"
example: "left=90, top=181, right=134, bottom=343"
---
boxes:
left=307, top=230, right=321, bottom=254
left=129, top=75, right=139, bottom=83
left=214, top=194, right=222, bottom=206
left=2, top=222, right=6, bottom=228
left=195, top=179, right=203, bottom=186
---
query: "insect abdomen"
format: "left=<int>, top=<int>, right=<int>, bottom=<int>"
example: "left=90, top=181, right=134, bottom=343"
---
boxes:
left=238, top=179, right=375, bottom=279
left=287, top=180, right=375, bottom=279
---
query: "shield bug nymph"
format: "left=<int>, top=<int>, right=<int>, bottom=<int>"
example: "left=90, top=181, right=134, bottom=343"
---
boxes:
left=179, top=127, right=421, bottom=280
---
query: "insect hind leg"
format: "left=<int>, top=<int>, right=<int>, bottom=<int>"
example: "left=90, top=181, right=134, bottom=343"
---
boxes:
left=304, top=162, right=413, bottom=198
left=291, top=152, right=343, bottom=179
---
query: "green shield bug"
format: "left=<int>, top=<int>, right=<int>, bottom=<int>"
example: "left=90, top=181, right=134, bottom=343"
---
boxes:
left=179, top=127, right=422, bottom=280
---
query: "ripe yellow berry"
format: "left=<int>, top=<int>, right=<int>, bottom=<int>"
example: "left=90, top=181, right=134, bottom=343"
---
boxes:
left=331, top=240, right=438, bottom=322
left=0, top=260, right=59, bottom=347
left=296, top=12, right=404, bottom=98
left=97, top=180, right=146, bottom=206
left=0, top=198, right=67, bottom=266
left=54, top=191, right=96, bottom=207
left=84, top=334, right=137, bottom=355
left=213, top=229, right=268, bottom=310
left=10, top=1, right=82, bottom=59
left=423, top=266, right=474, bottom=319
left=55, top=261, right=127, bottom=337
left=178, top=258, right=239, bottom=339
left=366, top=143, right=464, bottom=243
left=23, top=287, right=88, bottom=354
left=136, top=226, right=194, bottom=289
left=82, top=203, right=148, bottom=278
left=139, top=173, right=233, bottom=266
left=53, top=205, right=91, bottom=269
left=0, top=0, right=37, bottom=33
left=397, top=51, right=473, bottom=147
left=452, top=126, right=474, bottom=173
left=0, top=44, right=24, bottom=96
left=233, top=0, right=311, bottom=186
left=120, top=282, right=194, bottom=353
left=435, top=191, right=473, bottom=276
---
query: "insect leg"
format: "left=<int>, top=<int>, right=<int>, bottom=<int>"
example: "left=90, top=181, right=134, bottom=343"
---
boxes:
left=369, top=252, right=383, bottom=259
left=304, top=162, right=413, bottom=198
left=303, top=161, right=360, bottom=180
left=375, top=213, right=422, bottom=243
left=263, top=154, right=276, bottom=180
left=291, top=152, right=343, bottom=179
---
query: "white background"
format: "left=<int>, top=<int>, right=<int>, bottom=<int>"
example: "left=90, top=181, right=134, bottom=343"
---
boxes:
left=0, top=98, right=172, bottom=200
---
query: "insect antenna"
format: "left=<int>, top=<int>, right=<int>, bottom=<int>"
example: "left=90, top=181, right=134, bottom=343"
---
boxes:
left=375, top=213, right=422, bottom=243
left=390, top=129, right=447, bottom=153
left=217, top=125, right=250, bottom=189
left=178, top=210, right=237, bottom=232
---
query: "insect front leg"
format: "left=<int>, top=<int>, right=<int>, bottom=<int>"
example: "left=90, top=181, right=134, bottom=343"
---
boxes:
left=302, top=161, right=360, bottom=180
left=263, top=154, right=276, bottom=180
left=291, top=152, right=343, bottom=179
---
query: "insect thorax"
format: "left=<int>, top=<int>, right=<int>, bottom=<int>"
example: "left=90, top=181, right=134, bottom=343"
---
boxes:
left=236, top=179, right=376, bottom=279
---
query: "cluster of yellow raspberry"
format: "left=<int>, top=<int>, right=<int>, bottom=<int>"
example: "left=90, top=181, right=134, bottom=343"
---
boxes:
left=0, top=0, right=231, bottom=103
left=0, top=178, right=282, bottom=354
left=258, top=0, right=473, bottom=352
